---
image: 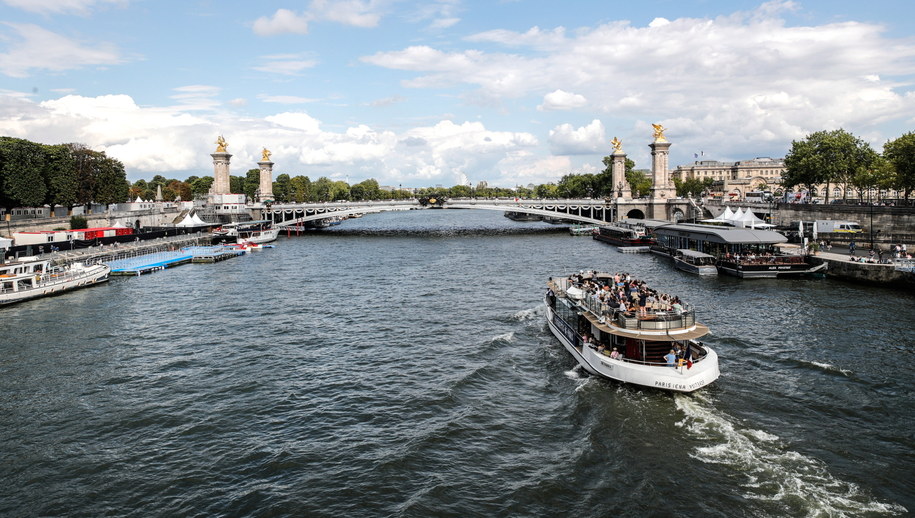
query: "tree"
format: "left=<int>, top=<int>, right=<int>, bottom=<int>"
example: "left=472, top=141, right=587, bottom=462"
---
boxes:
left=273, top=174, right=292, bottom=202
left=626, top=170, right=653, bottom=198
left=0, top=137, right=47, bottom=211
left=94, top=155, right=129, bottom=204
left=783, top=129, right=877, bottom=202
left=674, top=177, right=714, bottom=197
left=190, top=176, right=213, bottom=197
left=229, top=175, right=245, bottom=195
left=311, top=176, right=333, bottom=201
left=243, top=169, right=260, bottom=200
left=289, top=175, right=312, bottom=202
left=43, top=144, right=78, bottom=214
left=884, top=132, right=915, bottom=200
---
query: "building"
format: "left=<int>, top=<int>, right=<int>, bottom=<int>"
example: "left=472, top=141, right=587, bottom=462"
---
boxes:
left=672, top=157, right=784, bottom=200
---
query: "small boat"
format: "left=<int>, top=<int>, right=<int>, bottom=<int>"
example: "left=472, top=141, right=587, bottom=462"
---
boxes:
left=213, top=220, right=279, bottom=244
left=569, top=224, right=599, bottom=236
left=673, top=249, right=718, bottom=276
left=545, top=271, right=720, bottom=392
left=593, top=222, right=655, bottom=247
left=0, top=257, right=110, bottom=305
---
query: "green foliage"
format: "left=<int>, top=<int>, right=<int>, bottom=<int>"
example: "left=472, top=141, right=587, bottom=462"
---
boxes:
left=243, top=169, right=260, bottom=200
left=674, top=177, right=714, bottom=197
left=883, top=132, right=915, bottom=199
left=783, top=129, right=878, bottom=201
left=70, top=215, right=88, bottom=229
left=273, top=173, right=292, bottom=202
left=626, top=170, right=653, bottom=198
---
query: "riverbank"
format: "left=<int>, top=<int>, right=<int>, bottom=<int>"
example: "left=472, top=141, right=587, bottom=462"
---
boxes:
left=813, top=250, right=915, bottom=288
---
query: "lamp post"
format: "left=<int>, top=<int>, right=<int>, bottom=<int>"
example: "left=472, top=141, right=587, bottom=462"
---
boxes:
left=869, top=188, right=874, bottom=250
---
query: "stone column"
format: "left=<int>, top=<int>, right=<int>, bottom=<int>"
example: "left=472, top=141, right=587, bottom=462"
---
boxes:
left=649, top=140, right=674, bottom=200
left=211, top=152, right=232, bottom=195
left=611, top=150, right=631, bottom=200
left=257, top=160, right=275, bottom=202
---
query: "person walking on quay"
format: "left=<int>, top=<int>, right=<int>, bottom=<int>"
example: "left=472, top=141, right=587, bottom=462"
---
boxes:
left=849, top=240, right=856, bottom=256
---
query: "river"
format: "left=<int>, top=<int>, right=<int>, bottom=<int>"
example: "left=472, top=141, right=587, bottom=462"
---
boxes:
left=1, top=209, right=912, bottom=517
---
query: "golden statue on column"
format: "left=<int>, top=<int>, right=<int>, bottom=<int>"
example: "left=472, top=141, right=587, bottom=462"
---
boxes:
left=215, top=135, right=228, bottom=152
left=651, top=124, right=668, bottom=143
left=610, top=137, right=623, bottom=153
left=261, top=147, right=272, bottom=161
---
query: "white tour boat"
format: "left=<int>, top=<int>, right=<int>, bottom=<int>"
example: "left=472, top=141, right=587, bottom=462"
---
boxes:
left=545, top=272, right=719, bottom=392
left=0, top=257, right=110, bottom=305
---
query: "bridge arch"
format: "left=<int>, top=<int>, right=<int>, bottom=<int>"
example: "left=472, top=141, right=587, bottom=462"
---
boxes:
left=625, top=209, right=646, bottom=219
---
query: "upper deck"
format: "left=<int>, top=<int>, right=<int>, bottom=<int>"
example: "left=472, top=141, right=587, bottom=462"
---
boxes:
left=547, top=272, right=709, bottom=341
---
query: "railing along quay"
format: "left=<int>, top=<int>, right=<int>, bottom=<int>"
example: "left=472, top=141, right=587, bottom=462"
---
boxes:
left=35, top=232, right=212, bottom=267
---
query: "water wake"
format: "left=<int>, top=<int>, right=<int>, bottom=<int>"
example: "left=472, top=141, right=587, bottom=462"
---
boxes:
left=675, top=393, right=906, bottom=516
left=510, top=306, right=541, bottom=322
left=807, top=361, right=853, bottom=377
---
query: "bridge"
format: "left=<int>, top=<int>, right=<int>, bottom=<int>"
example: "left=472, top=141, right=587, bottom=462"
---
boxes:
left=260, top=197, right=699, bottom=229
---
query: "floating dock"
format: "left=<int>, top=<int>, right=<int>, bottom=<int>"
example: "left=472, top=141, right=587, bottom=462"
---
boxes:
left=619, top=246, right=651, bottom=253
left=108, top=251, right=193, bottom=275
left=183, top=246, right=243, bottom=263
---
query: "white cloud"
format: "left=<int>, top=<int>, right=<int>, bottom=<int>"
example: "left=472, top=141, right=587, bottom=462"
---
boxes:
left=253, top=1, right=383, bottom=36
left=538, top=89, right=587, bottom=111
left=259, top=95, right=319, bottom=104
left=362, top=3, right=915, bottom=163
left=0, top=23, right=125, bottom=78
left=549, top=119, right=605, bottom=155
left=1, top=0, right=124, bottom=15
left=253, top=9, right=311, bottom=36
left=252, top=53, right=318, bottom=76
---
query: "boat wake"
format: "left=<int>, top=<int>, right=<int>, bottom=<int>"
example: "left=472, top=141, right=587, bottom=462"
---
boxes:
left=491, top=331, right=515, bottom=343
left=510, top=306, right=541, bottom=322
left=675, top=393, right=906, bottom=516
left=807, top=361, right=853, bottom=377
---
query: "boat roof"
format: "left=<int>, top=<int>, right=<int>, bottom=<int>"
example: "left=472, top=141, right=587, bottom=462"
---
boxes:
left=220, top=220, right=272, bottom=228
left=654, top=222, right=787, bottom=245
left=580, top=310, right=710, bottom=341
left=677, top=249, right=716, bottom=258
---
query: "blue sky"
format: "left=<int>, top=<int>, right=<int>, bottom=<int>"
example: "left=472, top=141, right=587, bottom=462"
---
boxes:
left=1, top=0, right=914, bottom=187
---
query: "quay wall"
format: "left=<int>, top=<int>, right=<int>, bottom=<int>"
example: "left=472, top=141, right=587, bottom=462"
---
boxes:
left=815, top=254, right=915, bottom=289
left=1, top=209, right=180, bottom=237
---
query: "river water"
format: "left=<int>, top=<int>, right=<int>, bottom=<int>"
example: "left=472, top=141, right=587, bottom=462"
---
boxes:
left=1, top=210, right=912, bottom=517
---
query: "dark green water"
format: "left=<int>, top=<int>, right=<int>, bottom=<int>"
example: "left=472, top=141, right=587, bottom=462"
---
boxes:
left=1, top=210, right=912, bottom=517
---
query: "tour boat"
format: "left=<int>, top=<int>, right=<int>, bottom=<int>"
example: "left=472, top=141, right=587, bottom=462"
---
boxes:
left=673, top=249, right=719, bottom=276
left=592, top=223, right=655, bottom=247
left=0, top=257, right=110, bottom=305
left=545, top=272, right=719, bottom=392
left=569, top=224, right=599, bottom=236
left=213, top=220, right=279, bottom=244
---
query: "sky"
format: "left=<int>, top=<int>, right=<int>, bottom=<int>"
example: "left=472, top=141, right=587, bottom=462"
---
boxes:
left=0, top=0, right=914, bottom=188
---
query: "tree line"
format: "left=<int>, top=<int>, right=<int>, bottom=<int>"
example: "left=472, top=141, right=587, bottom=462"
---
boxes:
left=0, top=137, right=128, bottom=213
left=783, top=129, right=915, bottom=201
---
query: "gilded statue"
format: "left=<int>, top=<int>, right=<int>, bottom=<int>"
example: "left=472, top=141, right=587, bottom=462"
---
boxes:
left=652, top=124, right=667, bottom=142
left=215, top=135, right=228, bottom=152
left=261, top=147, right=272, bottom=161
left=610, top=137, right=623, bottom=152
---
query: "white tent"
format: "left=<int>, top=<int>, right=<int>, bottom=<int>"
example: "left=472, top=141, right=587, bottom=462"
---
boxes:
left=734, top=208, right=767, bottom=228
left=702, top=206, right=735, bottom=224
left=176, top=211, right=209, bottom=227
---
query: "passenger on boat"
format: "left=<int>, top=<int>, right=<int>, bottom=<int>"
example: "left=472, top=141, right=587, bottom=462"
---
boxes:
left=664, top=350, right=677, bottom=367
left=609, top=347, right=620, bottom=359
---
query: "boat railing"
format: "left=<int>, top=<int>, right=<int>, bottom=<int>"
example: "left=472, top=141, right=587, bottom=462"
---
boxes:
left=574, top=293, right=696, bottom=331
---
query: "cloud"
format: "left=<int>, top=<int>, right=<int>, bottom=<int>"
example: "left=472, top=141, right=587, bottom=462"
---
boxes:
left=253, top=1, right=383, bottom=36
left=538, top=89, right=587, bottom=111
left=259, top=95, right=320, bottom=104
left=1, top=0, right=124, bottom=15
left=253, top=9, right=311, bottom=36
left=0, top=23, right=125, bottom=78
left=362, top=3, right=915, bottom=163
left=549, top=119, right=605, bottom=155
left=252, top=53, right=319, bottom=75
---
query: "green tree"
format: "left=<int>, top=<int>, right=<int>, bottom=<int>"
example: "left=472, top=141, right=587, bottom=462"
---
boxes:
left=783, top=129, right=877, bottom=202
left=229, top=175, right=245, bottom=195
left=273, top=174, right=292, bottom=202
left=0, top=137, right=47, bottom=211
left=190, top=176, right=213, bottom=197
left=534, top=183, right=559, bottom=198
left=94, top=155, right=129, bottom=204
left=243, top=169, right=260, bottom=200
left=674, top=177, right=714, bottom=197
left=44, top=144, right=78, bottom=214
left=626, top=170, right=653, bottom=198
left=312, top=176, right=333, bottom=201
left=883, top=132, right=915, bottom=200
left=289, top=175, right=312, bottom=202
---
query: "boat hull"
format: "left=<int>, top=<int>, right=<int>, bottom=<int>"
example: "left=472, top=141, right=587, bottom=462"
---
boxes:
left=717, top=260, right=826, bottom=278
left=545, top=302, right=719, bottom=392
left=673, top=257, right=718, bottom=276
left=0, top=264, right=110, bottom=305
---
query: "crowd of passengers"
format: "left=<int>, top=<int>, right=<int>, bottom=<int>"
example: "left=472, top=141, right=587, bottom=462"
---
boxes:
left=568, top=271, right=685, bottom=321
left=720, top=251, right=804, bottom=264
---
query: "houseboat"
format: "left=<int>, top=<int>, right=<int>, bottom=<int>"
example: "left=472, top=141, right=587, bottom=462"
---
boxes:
left=0, top=257, right=110, bottom=305
left=592, top=222, right=655, bottom=247
left=652, top=223, right=825, bottom=278
left=545, top=272, right=719, bottom=392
